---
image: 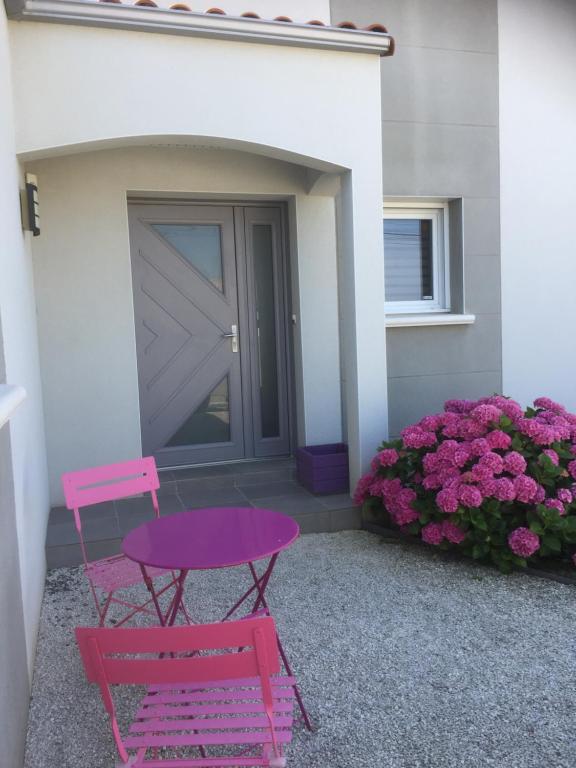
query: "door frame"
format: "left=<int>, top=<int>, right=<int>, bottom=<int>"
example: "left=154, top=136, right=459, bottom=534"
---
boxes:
left=127, top=196, right=296, bottom=467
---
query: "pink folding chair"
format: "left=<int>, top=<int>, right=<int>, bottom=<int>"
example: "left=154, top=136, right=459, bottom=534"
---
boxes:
left=76, top=616, right=295, bottom=767
left=62, top=457, right=179, bottom=627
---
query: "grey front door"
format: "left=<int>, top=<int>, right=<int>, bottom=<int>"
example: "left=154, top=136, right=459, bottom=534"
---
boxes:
left=128, top=203, right=290, bottom=467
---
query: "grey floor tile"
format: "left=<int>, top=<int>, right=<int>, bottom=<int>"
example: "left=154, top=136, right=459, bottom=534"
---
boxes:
left=177, top=477, right=236, bottom=494
left=172, top=465, right=233, bottom=481
left=156, top=479, right=178, bottom=496
left=232, top=468, right=293, bottom=486
left=86, top=538, right=123, bottom=561
left=291, top=510, right=331, bottom=534
left=158, top=495, right=186, bottom=516
left=227, top=458, right=295, bottom=476
left=46, top=516, right=120, bottom=546
left=252, top=494, right=326, bottom=515
left=46, top=543, right=83, bottom=569
left=178, top=487, right=250, bottom=509
left=318, top=492, right=353, bottom=510
left=330, top=507, right=362, bottom=531
left=239, top=480, right=307, bottom=500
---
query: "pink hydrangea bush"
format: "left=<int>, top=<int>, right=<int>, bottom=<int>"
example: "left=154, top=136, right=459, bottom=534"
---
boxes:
left=356, top=395, right=576, bottom=572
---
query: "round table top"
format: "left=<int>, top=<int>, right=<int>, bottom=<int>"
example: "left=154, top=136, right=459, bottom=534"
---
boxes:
left=122, top=507, right=300, bottom=571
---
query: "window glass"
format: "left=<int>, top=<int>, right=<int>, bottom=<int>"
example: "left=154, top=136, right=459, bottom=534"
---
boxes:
left=384, top=218, right=433, bottom=302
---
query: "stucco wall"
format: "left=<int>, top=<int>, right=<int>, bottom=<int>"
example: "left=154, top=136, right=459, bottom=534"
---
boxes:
left=331, top=0, right=502, bottom=435
left=13, top=19, right=388, bottom=489
left=29, top=147, right=344, bottom=503
left=499, top=0, right=576, bottom=411
left=0, top=5, right=50, bottom=763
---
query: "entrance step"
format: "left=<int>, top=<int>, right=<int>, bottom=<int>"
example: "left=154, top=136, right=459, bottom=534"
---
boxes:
left=45, top=459, right=359, bottom=568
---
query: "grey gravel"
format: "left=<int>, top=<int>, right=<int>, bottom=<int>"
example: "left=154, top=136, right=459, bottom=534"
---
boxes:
left=25, top=531, right=576, bottom=768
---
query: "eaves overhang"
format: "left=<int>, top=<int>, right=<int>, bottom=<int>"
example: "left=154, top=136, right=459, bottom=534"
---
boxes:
left=5, top=0, right=395, bottom=56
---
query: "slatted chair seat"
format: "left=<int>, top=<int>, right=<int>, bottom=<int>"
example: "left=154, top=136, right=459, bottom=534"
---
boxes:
left=76, top=617, right=296, bottom=768
left=86, top=555, right=167, bottom=593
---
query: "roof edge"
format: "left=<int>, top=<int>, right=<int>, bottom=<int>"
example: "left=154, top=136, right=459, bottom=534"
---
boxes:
left=7, top=0, right=394, bottom=56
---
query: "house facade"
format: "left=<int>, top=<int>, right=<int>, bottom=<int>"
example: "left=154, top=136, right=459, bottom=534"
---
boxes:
left=1, top=0, right=575, bottom=764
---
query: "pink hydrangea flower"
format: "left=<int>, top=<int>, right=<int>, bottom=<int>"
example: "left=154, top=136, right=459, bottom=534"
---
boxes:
left=534, top=397, right=565, bottom=414
left=470, top=438, right=491, bottom=457
left=442, top=520, right=466, bottom=544
left=419, top=414, right=442, bottom=432
left=503, top=451, right=527, bottom=476
left=422, top=452, right=441, bottom=474
left=436, top=488, right=459, bottom=514
left=393, top=506, right=420, bottom=526
left=557, top=488, right=572, bottom=504
left=470, top=404, right=503, bottom=426
left=458, top=484, right=483, bottom=508
left=479, top=477, right=498, bottom=497
left=493, top=477, right=516, bottom=502
left=513, top=475, right=539, bottom=503
left=533, top=484, right=546, bottom=504
left=479, top=451, right=505, bottom=475
left=568, top=461, right=576, bottom=480
left=421, top=521, right=444, bottom=545
left=542, top=449, right=559, bottom=466
left=372, top=448, right=399, bottom=469
left=353, top=472, right=374, bottom=505
left=423, top=474, right=442, bottom=490
left=544, top=498, right=565, bottom=516
left=486, top=430, right=512, bottom=451
left=453, top=447, right=471, bottom=468
left=401, top=426, right=437, bottom=449
left=508, top=527, right=540, bottom=558
left=444, top=399, right=475, bottom=414
left=470, top=464, right=494, bottom=483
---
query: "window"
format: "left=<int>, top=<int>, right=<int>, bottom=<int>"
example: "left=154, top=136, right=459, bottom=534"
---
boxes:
left=384, top=202, right=449, bottom=313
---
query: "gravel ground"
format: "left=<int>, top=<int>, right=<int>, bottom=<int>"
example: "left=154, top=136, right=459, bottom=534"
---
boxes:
left=25, top=531, right=576, bottom=768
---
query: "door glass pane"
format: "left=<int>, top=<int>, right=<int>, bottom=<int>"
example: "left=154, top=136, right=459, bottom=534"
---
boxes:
left=253, top=225, right=280, bottom=439
left=384, top=218, right=433, bottom=302
left=166, top=377, right=230, bottom=447
left=152, top=223, right=224, bottom=292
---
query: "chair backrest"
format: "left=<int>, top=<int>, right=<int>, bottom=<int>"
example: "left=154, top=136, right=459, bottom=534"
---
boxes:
left=76, top=616, right=280, bottom=685
left=62, top=457, right=161, bottom=568
left=62, top=456, right=160, bottom=509
left=76, top=617, right=281, bottom=762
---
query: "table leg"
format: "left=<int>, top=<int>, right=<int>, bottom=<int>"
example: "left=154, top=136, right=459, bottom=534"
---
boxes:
left=139, top=564, right=166, bottom=626
left=165, top=569, right=189, bottom=627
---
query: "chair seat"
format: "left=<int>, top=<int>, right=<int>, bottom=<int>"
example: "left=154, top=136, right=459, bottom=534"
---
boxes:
left=86, top=554, right=168, bottom=592
left=125, top=676, right=295, bottom=766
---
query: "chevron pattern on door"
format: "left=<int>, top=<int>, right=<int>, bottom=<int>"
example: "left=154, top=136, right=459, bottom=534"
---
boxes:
left=129, top=205, right=245, bottom=466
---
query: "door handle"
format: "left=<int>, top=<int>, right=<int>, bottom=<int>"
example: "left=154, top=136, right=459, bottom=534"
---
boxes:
left=222, top=324, right=238, bottom=353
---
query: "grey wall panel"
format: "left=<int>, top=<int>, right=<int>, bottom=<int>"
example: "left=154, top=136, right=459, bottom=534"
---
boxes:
left=381, top=123, right=499, bottom=198
left=331, top=0, right=498, bottom=53
left=381, top=46, right=498, bottom=127
left=386, top=315, right=501, bottom=378
left=388, top=370, right=503, bottom=438
left=331, top=0, right=501, bottom=435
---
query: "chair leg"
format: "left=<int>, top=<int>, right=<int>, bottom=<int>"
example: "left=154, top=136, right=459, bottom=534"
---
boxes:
left=276, top=635, right=314, bottom=732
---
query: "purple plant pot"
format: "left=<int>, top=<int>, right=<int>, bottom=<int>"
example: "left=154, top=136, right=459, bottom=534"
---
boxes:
left=296, top=443, right=349, bottom=495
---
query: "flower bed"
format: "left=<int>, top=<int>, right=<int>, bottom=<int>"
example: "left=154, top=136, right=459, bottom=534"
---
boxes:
left=356, top=396, right=576, bottom=572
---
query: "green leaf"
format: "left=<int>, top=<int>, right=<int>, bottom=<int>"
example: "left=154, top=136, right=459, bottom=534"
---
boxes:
left=542, top=534, right=562, bottom=552
left=472, top=543, right=489, bottom=559
left=470, top=509, right=488, bottom=531
left=529, top=521, right=544, bottom=535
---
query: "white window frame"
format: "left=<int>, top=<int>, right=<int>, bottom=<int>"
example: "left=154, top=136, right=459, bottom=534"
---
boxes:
left=383, top=201, right=450, bottom=314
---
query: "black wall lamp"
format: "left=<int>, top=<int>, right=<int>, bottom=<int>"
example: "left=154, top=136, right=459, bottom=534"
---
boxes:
left=22, top=173, right=40, bottom=236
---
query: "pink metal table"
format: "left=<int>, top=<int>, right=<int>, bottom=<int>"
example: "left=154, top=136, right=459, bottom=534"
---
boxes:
left=122, top=506, right=311, bottom=729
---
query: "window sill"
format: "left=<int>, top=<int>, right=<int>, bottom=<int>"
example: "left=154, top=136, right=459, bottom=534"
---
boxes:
left=386, top=313, right=476, bottom=328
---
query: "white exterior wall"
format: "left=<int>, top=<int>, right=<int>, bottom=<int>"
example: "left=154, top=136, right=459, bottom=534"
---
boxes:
left=499, top=0, right=576, bottom=410
left=11, top=20, right=387, bottom=499
left=0, top=9, right=49, bottom=676
left=30, top=147, right=344, bottom=503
